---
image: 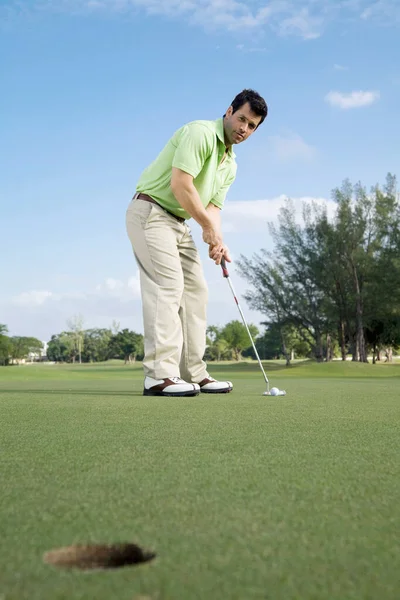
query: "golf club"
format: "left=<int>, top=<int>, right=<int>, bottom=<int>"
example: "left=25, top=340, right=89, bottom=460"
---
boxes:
left=220, top=257, right=286, bottom=397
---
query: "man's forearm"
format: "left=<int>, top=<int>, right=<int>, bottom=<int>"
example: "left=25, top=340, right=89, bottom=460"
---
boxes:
left=171, top=181, right=213, bottom=229
left=206, top=204, right=222, bottom=234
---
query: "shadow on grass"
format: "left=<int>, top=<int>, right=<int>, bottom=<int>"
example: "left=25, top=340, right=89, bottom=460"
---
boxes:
left=36, top=360, right=310, bottom=375
left=0, top=389, right=142, bottom=397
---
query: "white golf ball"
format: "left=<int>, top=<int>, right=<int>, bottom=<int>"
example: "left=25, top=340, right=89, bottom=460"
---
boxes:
left=270, top=387, right=280, bottom=396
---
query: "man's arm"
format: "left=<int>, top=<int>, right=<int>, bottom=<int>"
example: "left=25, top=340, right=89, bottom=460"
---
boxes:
left=170, top=168, right=223, bottom=249
left=206, top=203, right=222, bottom=233
left=205, top=168, right=237, bottom=265
left=206, top=203, right=231, bottom=265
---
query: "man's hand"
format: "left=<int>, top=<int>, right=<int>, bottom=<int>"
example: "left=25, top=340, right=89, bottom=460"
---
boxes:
left=202, top=225, right=223, bottom=249
left=209, top=243, right=232, bottom=266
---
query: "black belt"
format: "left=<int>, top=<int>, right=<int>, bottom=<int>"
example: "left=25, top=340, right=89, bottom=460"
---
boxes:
left=133, top=192, right=185, bottom=224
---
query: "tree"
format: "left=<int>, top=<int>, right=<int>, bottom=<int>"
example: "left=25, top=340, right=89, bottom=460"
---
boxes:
left=0, top=324, right=11, bottom=366
left=237, top=199, right=330, bottom=362
left=81, top=328, right=113, bottom=363
left=111, top=320, right=120, bottom=335
left=108, top=329, right=144, bottom=363
left=325, top=175, right=400, bottom=362
left=238, top=174, right=400, bottom=365
left=205, top=325, right=232, bottom=361
left=312, top=212, right=353, bottom=361
left=243, top=322, right=313, bottom=364
left=66, top=314, right=85, bottom=364
left=364, top=175, right=400, bottom=361
left=59, top=332, right=78, bottom=363
left=9, top=337, right=43, bottom=362
left=47, top=334, right=71, bottom=362
left=365, top=317, right=400, bottom=364
left=330, top=181, right=375, bottom=362
left=220, top=320, right=259, bottom=361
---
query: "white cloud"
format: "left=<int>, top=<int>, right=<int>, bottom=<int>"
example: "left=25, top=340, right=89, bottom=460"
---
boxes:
left=325, top=90, right=380, bottom=109
left=220, top=195, right=336, bottom=234
left=92, top=275, right=143, bottom=301
left=13, top=290, right=54, bottom=306
left=361, top=0, right=400, bottom=22
left=267, top=132, right=316, bottom=162
left=333, top=63, right=348, bottom=70
left=127, top=273, right=141, bottom=296
left=13, top=274, right=141, bottom=309
left=4, top=274, right=144, bottom=339
left=277, top=8, right=324, bottom=39
left=236, top=44, right=267, bottom=53
left=104, top=278, right=124, bottom=291
left=4, top=0, right=400, bottom=40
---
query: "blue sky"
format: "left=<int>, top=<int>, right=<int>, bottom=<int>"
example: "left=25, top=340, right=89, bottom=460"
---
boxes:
left=1, top=0, right=399, bottom=341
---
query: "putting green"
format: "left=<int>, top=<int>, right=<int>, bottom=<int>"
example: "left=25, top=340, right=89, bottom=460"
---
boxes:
left=1, top=360, right=399, bottom=599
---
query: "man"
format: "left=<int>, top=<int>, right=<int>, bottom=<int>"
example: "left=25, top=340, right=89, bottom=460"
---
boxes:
left=126, top=89, right=268, bottom=397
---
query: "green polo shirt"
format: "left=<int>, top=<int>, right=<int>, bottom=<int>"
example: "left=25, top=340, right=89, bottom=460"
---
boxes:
left=136, top=118, right=237, bottom=220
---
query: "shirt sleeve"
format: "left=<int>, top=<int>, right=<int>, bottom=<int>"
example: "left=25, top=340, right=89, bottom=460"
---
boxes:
left=172, top=123, right=214, bottom=179
left=209, top=168, right=237, bottom=210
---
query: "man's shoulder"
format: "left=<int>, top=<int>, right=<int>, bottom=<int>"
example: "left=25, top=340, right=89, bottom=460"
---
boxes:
left=181, top=118, right=219, bottom=129
left=186, top=118, right=219, bottom=131
left=172, top=119, right=220, bottom=142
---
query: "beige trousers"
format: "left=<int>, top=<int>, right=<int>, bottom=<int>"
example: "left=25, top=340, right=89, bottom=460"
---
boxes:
left=125, top=198, right=209, bottom=382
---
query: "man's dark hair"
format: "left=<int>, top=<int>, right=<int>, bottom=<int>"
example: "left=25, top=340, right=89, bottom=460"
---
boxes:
left=229, top=89, right=268, bottom=125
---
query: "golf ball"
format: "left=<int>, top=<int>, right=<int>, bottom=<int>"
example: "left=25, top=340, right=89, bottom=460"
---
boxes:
left=269, top=387, right=280, bottom=396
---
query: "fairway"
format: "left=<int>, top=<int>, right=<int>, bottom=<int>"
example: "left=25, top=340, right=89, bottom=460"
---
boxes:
left=1, top=361, right=399, bottom=600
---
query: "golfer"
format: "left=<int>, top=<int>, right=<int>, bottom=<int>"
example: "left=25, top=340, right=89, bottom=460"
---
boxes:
left=126, top=89, right=268, bottom=397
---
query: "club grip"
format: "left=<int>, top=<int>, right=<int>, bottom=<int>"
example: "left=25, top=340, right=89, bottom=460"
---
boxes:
left=220, top=257, right=229, bottom=278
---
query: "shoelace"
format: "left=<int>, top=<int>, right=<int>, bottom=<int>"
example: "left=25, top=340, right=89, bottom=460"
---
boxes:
left=169, top=377, right=185, bottom=384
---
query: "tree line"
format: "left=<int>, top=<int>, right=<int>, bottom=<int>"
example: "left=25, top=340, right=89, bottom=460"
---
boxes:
left=0, top=322, right=145, bottom=366
left=0, top=319, right=266, bottom=365
left=0, top=324, right=44, bottom=366
left=46, top=326, right=145, bottom=364
left=237, top=173, right=400, bottom=364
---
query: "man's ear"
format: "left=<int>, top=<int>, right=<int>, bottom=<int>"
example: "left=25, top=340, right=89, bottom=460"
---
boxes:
left=225, top=105, right=233, bottom=117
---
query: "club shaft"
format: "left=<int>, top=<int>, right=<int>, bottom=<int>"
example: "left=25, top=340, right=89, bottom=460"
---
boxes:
left=224, top=274, right=269, bottom=388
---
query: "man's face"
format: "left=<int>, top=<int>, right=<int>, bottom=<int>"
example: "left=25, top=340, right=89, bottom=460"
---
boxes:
left=223, top=102, right=262, bottom=146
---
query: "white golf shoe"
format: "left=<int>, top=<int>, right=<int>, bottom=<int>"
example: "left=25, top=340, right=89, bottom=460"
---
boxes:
left=197, top=377, right=233, bottom=394
left=143, top=376, right=200, bottom=397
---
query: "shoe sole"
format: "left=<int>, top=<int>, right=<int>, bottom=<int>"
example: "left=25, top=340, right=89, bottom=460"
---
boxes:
left=200, top=388, right=233, bottom=394
left=143, top=389, right=200, bottom=397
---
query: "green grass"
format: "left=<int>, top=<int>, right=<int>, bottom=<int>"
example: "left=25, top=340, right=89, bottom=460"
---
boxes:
left=0, top=360, right=399, bottom=600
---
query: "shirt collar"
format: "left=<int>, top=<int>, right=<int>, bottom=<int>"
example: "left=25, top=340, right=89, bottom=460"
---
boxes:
left=215, top=118, right=236, bottom=158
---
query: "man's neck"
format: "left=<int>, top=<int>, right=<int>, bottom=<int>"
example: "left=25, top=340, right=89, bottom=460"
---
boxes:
left=222, top=118, right=231, bottom=151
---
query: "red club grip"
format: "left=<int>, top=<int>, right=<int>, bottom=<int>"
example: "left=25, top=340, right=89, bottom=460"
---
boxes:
left=221, top=257, right=229, bottom=278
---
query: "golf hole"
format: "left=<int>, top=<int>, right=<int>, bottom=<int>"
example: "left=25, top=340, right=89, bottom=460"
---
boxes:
left=43, top=542, right=156, bottom=571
